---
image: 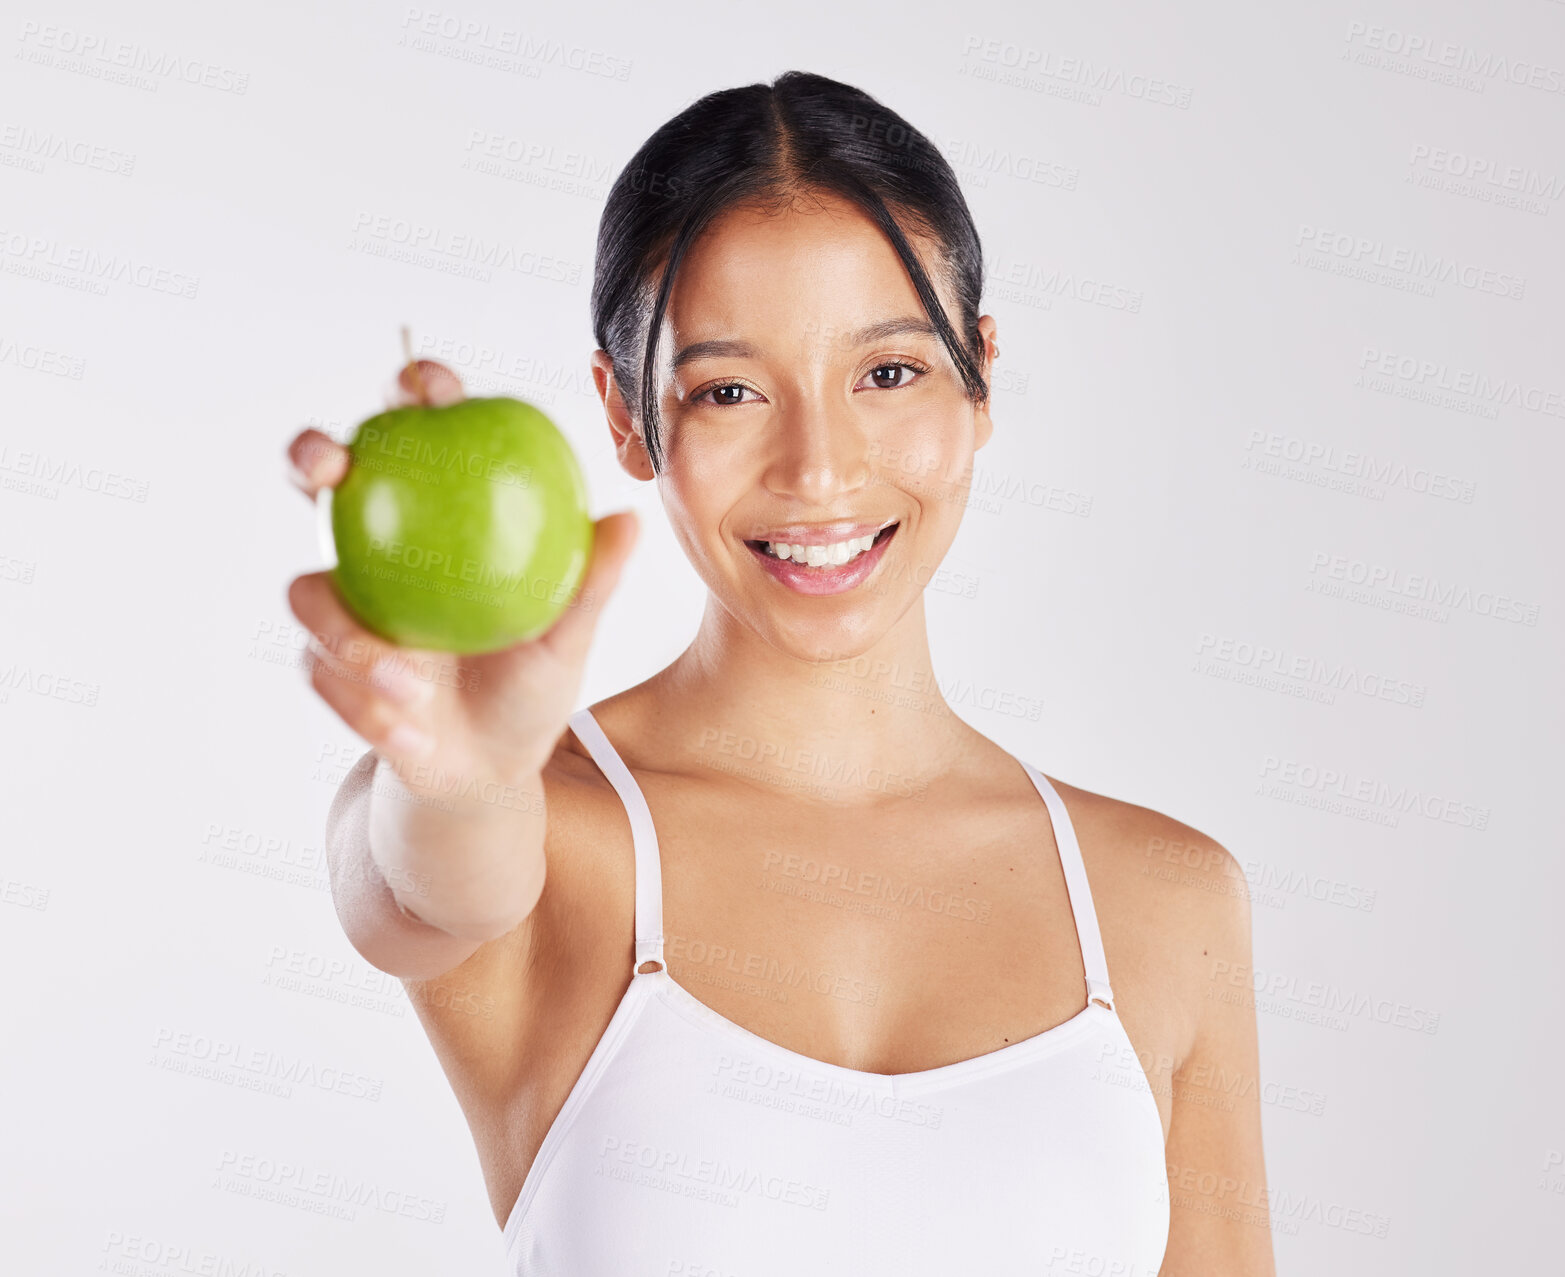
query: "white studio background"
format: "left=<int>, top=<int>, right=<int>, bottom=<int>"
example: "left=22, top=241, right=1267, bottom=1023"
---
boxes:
left=2, top=1, right=1559, bottom=1272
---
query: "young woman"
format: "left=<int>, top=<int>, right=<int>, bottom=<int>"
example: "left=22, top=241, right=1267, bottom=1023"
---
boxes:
left=286, top=71, right=1273, bottom=1275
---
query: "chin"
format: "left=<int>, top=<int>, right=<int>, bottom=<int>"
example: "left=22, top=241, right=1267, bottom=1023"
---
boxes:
left=759, top=607, right=902, bottom=666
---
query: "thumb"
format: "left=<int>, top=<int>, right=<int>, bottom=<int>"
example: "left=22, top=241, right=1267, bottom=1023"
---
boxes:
left=391, top=359, right=465, bottom=407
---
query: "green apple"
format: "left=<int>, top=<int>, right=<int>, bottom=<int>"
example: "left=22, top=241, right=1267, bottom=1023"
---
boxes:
left=329, top=396, right=592, bottom=654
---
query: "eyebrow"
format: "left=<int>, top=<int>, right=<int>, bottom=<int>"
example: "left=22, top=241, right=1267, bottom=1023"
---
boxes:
left=671, top=315, right=941, bottom=371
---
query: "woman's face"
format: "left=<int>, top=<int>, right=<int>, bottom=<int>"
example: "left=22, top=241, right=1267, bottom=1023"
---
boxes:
left=599, top=189, right=997, bottom=664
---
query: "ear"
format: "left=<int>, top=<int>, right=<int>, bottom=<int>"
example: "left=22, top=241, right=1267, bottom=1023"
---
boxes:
left=972, top=315, right=999, bottom=451
left=591, top=350, right=656, bottom=481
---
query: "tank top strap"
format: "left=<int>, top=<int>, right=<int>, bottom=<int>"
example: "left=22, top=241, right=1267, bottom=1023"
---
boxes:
left=568, top=707, right=666, bottom=975
left=1017, top=761, right=1116, bottom=1012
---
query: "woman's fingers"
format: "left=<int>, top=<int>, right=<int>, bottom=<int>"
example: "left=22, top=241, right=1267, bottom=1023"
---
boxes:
left=285, top=359, right=464, bottom=503
left=393, top=359, right=465, bottom=407
left=286, top=428, right=350, bottom=499
left=536, top=509, right=640, bottom=664
left=287, top=570, right=454, bottom=712
left=286, top=356, right=471, bottom=767
left=302, top=642, right=438, bottom=763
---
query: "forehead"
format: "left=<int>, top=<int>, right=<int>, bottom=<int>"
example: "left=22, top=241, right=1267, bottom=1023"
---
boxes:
left=662, top=191, right=952, bottom=343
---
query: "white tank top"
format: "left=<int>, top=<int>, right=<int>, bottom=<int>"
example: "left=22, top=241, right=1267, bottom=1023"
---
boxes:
left=503, top=707, right=1169, bottom=1273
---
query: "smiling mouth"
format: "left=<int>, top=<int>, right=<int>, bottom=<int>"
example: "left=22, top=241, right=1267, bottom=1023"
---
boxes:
left=743, top=521, right=900, bottom=569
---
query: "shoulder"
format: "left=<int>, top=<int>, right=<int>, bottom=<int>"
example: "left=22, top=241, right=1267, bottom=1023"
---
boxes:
left=531, top=700, right=662, bottom=937
left=1045, top=774, right=1248, bottom=935
left=536, top=716, right=633, bottom=877
left=1043, top=774, right=1253, bottom=1051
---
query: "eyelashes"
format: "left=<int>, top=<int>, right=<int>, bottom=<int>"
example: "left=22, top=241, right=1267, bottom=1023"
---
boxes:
left=859, top=358, right=928, bottom=391
left=695, top=382, right=757, bottom=408
left=690, top=358, right=931, bottom=407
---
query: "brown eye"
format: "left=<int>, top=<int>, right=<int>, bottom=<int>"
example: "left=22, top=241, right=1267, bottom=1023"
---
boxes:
left=859, top=360, right=927, bottom=391
left=694, top=382, right=760, bottom=407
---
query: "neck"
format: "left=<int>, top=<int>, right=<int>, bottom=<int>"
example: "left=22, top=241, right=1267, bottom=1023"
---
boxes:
left=644, top=592, right=978, bottom=803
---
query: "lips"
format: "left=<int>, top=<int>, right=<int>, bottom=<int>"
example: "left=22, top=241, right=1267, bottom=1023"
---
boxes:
left=743, top=517, right=897, bottom=545
left=742, top=521, right=900, bottom=597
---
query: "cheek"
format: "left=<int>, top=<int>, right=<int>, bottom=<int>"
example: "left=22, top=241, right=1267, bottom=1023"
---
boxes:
left=867, top=404, right=973, bottom=509
left=659, top=450, right=745, bottom=562
left=664, top=408, right=772, bottom=494
left=658, top=477, right=707, bottom=560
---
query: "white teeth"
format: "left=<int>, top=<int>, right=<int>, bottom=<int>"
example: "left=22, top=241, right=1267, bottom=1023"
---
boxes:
left=760, top=532, right=879, bottom=566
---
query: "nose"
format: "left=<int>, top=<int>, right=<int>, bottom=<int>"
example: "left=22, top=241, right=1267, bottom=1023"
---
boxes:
left=761, top=393, right=872, bottom=506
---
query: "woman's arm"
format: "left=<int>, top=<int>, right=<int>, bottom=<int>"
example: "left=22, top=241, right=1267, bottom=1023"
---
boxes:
left=323, top=744, right=546, bottom=980
left=284, top=360, right=640, bottom=979
left=1158, top=847, right=1277, bottom=1276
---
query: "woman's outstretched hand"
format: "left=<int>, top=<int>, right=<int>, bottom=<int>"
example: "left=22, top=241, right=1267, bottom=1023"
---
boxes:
left=284, top=359, right=639, bottom=802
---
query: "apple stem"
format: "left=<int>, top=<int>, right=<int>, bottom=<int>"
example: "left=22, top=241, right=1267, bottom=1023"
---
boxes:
left=401, top=324, right=428, bottom=404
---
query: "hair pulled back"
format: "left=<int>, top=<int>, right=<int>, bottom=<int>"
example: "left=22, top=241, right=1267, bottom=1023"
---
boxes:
left=590, top=70, right=987, bottom=473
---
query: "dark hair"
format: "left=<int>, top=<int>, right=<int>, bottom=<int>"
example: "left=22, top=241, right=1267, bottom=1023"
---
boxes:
left=590, top=70, right=988, bottom=474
